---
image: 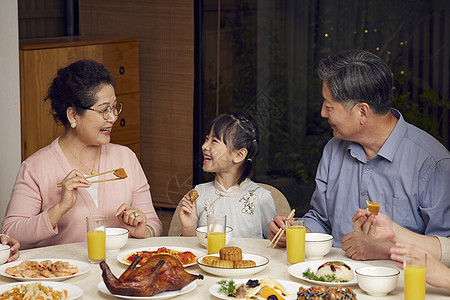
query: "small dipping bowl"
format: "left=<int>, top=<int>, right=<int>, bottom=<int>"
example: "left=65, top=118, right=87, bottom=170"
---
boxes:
left=195, top=225, right=233, bottom=247
left=106, top=227, right=129, bottom=252
left=355, top=266, right=400, bottom=296
left=305, top=233, right=333, bottom=259
left=0, top=244, right=10, bottom=265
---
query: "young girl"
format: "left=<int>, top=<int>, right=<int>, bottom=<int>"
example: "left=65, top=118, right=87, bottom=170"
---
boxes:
left=179, top=112, right=277, bottom=238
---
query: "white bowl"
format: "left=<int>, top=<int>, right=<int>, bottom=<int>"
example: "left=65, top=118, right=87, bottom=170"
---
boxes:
left=0, top=245, right=10, bottom=265
left=305, top=233, right=333, bottom=259
left=106, top=227, right=129, bottom=252
left=195, top=226, right=233, bottom=247
left=355, top=266, right=399, bottom=296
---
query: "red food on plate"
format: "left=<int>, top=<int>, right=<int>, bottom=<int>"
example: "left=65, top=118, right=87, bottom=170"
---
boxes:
left=124, top=247, right=197, bottom=266
left=172, top=251, right=197, bottom=265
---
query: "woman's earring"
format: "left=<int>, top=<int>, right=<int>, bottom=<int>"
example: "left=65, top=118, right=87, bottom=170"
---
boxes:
left=70, top=122, right=77, bottom=128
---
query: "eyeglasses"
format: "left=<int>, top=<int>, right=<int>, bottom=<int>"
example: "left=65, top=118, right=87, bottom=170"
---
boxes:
left=84, top=102, right=123, bottom=120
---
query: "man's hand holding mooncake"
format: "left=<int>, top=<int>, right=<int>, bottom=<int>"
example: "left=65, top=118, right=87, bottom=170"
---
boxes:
left=352, top=208, right=395, bottom=242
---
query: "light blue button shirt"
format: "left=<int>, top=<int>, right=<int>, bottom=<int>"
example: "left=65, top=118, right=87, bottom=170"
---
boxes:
left=303, top=109, right=450, bottom=247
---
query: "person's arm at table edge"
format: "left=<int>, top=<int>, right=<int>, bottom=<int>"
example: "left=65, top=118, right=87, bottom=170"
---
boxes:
left=415, top=158, right=450, bottom=261
left=390, top=222, right=442, bottom=261
left=390, top=242, right=450, bottom=290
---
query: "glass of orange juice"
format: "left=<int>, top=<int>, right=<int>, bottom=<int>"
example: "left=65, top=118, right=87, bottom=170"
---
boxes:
left=86, top=215, right=106, bottom=263
left=286, top=218, right=305, bottom=264
left=404, top=252, right=427, bottom=300
left=207, top=214, right=226, bottom=254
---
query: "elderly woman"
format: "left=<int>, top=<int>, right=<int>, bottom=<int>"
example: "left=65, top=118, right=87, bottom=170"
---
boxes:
left=2, top=60, right=162, bottom=249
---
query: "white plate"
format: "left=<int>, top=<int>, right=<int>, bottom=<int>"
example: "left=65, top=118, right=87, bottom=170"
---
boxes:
left=0, top=258, right=91, bottom=282
left=288, top=260, right=371, bottom=286
left=117, top=247, right=205, bottom=267
left=197, top=253, right=269, bottom=277
left=97, top=281, right=197, bottom=299
left=210, top=279, right=303, bottom=300
left=0, top=281, right=82, bottom=299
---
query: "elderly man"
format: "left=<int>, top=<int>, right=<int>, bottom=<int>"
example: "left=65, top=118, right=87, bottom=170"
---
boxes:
left=268, top=49, right=450, bottom=260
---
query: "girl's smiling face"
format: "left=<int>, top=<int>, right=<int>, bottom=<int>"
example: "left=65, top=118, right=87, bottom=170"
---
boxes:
left=201, top=129, right=235, bottom=174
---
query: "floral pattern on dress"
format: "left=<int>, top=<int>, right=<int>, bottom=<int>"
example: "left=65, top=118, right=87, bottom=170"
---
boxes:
left=239, top=187, right=259, bottom=215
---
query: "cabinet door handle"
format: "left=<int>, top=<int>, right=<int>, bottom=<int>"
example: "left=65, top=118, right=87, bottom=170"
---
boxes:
left=120, top=118, right=126, bottom=127
left=119, top=66, right=125, bottom=75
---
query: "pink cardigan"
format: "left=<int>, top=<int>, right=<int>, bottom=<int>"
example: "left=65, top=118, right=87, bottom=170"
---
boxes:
left=2, top=138, right=163, bottom=249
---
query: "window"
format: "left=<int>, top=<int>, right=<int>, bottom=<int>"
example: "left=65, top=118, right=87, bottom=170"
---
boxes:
left=197, top=0, right=450, bottom=214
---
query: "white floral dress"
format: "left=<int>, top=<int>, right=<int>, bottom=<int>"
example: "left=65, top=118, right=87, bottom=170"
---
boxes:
left=195, top=179, right=277, bottom=239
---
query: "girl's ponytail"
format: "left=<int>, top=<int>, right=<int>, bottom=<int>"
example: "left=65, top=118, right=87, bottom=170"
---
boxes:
left=230, top=112, right=259, bottom=184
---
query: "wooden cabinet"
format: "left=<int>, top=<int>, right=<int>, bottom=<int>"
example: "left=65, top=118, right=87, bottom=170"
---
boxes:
left=19, top=36, right=140, bottom=160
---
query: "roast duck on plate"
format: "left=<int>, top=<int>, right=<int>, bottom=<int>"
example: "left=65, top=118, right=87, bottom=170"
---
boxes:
left=100, top=254, right=204, bottom=296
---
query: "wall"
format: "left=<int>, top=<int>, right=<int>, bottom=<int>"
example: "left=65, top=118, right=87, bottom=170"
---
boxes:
left=0, top=1, right=21, bottom=220
left=79, top=1, right=195, bottom=209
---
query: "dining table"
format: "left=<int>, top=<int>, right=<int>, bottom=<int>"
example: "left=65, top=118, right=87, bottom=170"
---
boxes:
left=1, top=236, right=449, bottom=299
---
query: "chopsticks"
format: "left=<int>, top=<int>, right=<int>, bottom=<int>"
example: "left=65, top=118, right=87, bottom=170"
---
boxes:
left=87, top=177, right=126, bottom=184
left=267, top=209, right=295, bottom=248
left=57, top=168, right=127, bottom=187
left=84, top=168, right=126, bottom=179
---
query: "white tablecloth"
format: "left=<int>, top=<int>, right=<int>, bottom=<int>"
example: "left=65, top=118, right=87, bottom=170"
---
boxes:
left=2, top=237, right=449, bottom=299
